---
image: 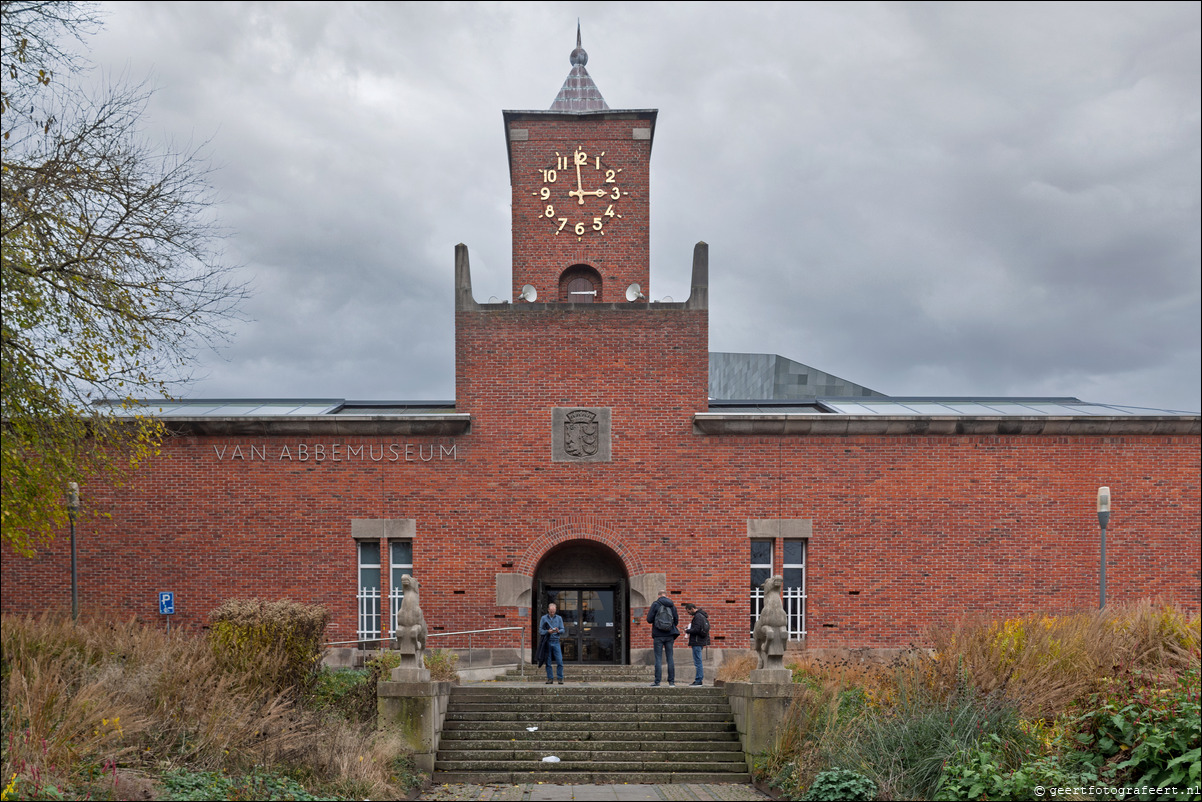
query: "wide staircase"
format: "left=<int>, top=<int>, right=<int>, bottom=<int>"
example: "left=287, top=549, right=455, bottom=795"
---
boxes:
left=434, top=666, right=750, bottom=784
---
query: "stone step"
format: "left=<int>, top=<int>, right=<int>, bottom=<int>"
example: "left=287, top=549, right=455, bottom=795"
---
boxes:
left=440, top=728, right=738, bottom=742
left=445, top=710, right=735, bottom=723
left=442, top=719, right=736, bottom=734
left=498, top=675, right=659, bottom=683
left=447, top=693, right=727, bottom=705
left=497, top=667, right=655, bottom=680
left=432, top=771, right=753, bottom=784
left=434, top=758, right=750, bottom=774
left=447, top=701, right=731, bottom=714
left=437, top=747, right=742, bottom=762
left=451, top=686, right=726, bottom=700
left=437, top=737, right=742, bottom=751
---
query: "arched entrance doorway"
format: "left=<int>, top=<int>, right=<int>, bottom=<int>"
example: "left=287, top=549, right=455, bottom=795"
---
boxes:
left=532, top=539, right=628, bottom=664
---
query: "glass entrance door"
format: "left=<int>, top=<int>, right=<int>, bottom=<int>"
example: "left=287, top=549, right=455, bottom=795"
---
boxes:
left=547, top=587, right=617, bottom=663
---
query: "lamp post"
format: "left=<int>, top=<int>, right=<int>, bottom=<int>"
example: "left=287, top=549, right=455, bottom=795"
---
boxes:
left=67, top=482, right=80, bottom=621
left=1097, top=486, right=1110, bottom=609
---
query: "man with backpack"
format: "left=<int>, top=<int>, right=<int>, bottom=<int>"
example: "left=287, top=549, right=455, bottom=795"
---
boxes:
left=683, top=602, right=711, bottom=686
left=645, top=590, right=678, bottom=686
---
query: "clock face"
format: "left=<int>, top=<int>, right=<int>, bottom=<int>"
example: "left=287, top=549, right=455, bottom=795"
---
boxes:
left=534, top=147, right=623, bottom=240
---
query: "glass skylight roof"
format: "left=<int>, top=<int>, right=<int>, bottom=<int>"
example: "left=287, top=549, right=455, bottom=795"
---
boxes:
left=98, top=399, right=455, bottom=417
left=806, top=398, right=1195, bottom=416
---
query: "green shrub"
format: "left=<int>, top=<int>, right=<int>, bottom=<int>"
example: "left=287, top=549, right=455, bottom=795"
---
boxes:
left=306, top=667, right=369, bottom=719
left=208, top=598, right=330, bottom=695
left=1080, top=666, right=1201, bottom=797
left=160, top=767, right=325, bottom=801
left=801, top=767, right=877, bottom=801
left=424, top=648, right=460, bottom=682
left=935, top=737, right=1099, bottom=801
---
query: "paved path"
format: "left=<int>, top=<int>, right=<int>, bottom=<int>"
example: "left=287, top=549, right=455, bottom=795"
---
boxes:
left=418, top=782, right=770, bottom=801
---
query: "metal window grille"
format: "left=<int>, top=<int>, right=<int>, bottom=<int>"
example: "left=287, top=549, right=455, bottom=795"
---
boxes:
left=784, top=586, right=807, bottom=640
left=783, top=539, right=806, bottom=640
left=389, top=541, right=413, bottom=638
left=388, top=587, right=404, bottom=638
left=358, top=541, right=381, bottom=641
left=357, top=587, right=381, bottom=641
left=749, top=585, right=764, bottom=637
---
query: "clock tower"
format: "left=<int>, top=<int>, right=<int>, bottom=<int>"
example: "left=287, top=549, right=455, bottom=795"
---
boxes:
left=454, top=27, right=708, bottom=430
left=503, top=27, right=656, bottom=303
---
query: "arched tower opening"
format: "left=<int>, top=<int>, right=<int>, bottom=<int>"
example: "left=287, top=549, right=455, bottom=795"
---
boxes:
left=559, top=264, right=602, bottom=303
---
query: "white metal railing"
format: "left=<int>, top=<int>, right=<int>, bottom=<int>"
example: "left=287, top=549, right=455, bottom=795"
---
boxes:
left=750, top=586, right=764, bottom=637
left=784, top=586, right=807, bottom=639
left=749, top=586, right=807, bottom=640
left=388, top=587, right=404, bottom=638
left=357, top=587, right=381, bottom=641
left=427, top=625, right=526, bottom=675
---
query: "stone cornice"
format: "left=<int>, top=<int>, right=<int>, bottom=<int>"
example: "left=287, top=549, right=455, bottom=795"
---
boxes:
left=692, top=414, right=1200, bottom=437
left=163, top=414, right=471, bottom=437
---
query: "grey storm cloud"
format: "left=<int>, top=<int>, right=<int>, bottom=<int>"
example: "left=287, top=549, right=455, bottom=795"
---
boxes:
left=83, top=1, right=1200, bottom=411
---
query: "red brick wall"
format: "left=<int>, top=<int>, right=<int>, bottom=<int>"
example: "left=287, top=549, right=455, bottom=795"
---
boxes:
left=508, top=115, right=652, bottom=302
left=4, top=420, right=1197, bottom=650
left=455, top=304, right=709, bottom=417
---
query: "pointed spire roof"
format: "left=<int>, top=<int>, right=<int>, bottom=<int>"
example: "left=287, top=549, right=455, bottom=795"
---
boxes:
left=549, top=22, right=610, bottom=112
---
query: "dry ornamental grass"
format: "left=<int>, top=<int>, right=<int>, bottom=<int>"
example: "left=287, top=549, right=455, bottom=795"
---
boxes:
left=1, top=612, right=413, bottom=800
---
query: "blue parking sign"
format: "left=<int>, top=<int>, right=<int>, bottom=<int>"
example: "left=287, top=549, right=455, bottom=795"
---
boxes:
left=158, top=591, right=175, bottom=615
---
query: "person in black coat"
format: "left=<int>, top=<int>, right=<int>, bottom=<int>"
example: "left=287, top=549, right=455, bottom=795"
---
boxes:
left=645, top=590, right=678, bottom=686
left=683, top=602, right=711, bottom=686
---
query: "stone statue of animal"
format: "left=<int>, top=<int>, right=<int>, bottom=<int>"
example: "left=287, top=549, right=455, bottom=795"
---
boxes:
left=752, top=575, right=789, bottom=669
left=394, top=574, right=427, bottom=667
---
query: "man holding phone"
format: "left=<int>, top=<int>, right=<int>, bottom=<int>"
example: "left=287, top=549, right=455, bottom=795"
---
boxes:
left=539, top=602, right=566, bottom=684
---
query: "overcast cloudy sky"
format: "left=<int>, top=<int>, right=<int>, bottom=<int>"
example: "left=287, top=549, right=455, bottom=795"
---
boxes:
left=84, top=1, right=1200, bottom=411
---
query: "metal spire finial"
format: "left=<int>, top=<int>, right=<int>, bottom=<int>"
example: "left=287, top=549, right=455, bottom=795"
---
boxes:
left=570, top=19, right=587, bottom=67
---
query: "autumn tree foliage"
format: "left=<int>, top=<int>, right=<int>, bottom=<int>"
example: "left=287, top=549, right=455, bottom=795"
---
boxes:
left=1, top=1, right=246, bottom=553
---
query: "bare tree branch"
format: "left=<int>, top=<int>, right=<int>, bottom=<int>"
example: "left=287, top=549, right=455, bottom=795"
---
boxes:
left=2, top=1, right=249, bottom=553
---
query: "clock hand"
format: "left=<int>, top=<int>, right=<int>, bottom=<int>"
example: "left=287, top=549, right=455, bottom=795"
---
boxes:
left=570, top=162, right=586, bottom=205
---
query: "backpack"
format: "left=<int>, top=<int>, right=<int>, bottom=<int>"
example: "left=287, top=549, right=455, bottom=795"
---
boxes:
left=695, top=611, right=710, bottom=636
left=653, top=601, right=674, bottom=633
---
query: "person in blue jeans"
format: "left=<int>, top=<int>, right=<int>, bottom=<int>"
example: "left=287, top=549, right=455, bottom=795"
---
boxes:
left=645, top=590, right=678, bottom=686
left=539, top=602, right=565, bottom=684
left=683, top=602, right=710, bottom=685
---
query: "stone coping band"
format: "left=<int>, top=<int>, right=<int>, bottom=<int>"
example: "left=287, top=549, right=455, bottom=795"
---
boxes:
left=692, top=413, right=1200, bottom=436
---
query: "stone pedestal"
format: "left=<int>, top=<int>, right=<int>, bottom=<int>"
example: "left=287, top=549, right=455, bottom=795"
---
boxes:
left=377, top=680, right=453, bottom=774
left=390, top=666, right=431, bottom=683
left=749, top=668, right=792, bottom=684
left=723, top=680, right=795, bottom=772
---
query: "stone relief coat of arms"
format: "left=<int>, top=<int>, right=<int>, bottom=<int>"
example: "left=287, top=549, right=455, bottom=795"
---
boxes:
left=563, top=409, right=600, bottom=457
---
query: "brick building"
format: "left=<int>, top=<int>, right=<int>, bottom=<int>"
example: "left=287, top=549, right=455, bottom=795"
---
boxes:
left=3, top=35, right=1199, bottom=663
